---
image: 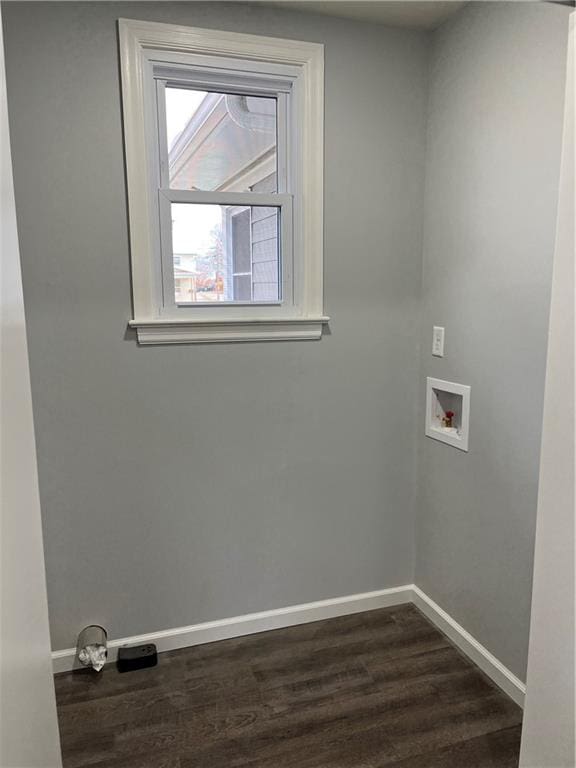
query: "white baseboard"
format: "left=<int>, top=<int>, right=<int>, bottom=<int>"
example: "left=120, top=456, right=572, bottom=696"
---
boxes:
left=412, top=586, right=526, bottom=708
left=51, top=585, right=412, bottom=675
left=52, top=583, right=526, bottom=709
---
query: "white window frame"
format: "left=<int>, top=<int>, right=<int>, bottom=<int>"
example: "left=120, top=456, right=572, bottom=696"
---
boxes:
left=119, top=19, right=327, bottom=344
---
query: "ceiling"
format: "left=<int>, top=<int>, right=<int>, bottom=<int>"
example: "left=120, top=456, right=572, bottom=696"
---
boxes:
left=256, top=2, right=468, bottom=30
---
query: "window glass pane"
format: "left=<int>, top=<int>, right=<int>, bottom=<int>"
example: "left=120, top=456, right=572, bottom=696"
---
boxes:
left=166, top=87, right=277, bottom=193
left=171, top=203, right=280, bottom=304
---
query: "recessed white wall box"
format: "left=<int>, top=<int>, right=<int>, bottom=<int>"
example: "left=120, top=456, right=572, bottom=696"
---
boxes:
left=426, top=377, right=471, bottom=451
left=432, top=326, right=445, bottom=357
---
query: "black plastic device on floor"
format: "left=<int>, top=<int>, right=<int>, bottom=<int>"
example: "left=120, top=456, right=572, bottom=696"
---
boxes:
left=116, top=643, right=158, bottom=673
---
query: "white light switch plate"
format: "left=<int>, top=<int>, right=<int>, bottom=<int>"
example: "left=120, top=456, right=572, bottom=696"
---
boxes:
left=432, top=326, right=445, bottom=357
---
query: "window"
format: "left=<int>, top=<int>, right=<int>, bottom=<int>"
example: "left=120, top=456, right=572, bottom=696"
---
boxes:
left=119, top=19, right=326, bottom=344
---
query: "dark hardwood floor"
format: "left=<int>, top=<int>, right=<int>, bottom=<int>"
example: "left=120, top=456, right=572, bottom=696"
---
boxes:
left=54, top=604, right=522, bottom=768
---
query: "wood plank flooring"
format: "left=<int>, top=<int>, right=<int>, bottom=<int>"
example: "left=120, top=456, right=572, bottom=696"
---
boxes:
left=54, top=604, right=522, bottom=768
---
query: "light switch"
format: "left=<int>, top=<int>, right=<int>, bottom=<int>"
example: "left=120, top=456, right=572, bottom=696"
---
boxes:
left=432, top=326, right=445, bottom=357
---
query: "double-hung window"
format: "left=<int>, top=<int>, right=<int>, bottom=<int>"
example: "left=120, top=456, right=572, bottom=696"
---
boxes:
left=119, top=19, right=326, bottom=344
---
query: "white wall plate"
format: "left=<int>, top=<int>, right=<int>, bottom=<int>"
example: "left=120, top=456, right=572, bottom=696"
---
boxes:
left=432, top=326, right=445, bottom=357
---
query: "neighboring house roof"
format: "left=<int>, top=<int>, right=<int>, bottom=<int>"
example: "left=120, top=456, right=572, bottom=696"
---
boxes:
left=174, top=266, right=199, bottom=277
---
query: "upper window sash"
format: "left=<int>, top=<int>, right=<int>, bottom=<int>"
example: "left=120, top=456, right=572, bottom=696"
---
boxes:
left=153, top=74, right=290, bottom=196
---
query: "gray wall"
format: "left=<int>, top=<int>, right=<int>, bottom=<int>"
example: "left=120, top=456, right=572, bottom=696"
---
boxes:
left=416, top=2, right=569, bottom=680
left=3, top=2, right=428, bottom=650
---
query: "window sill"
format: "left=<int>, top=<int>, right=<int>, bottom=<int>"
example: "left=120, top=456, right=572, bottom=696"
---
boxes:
left=129, top=316, right=330, bottom=345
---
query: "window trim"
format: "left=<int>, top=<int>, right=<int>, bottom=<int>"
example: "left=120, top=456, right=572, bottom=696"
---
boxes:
left=119, top=18, right=327, bottom=344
